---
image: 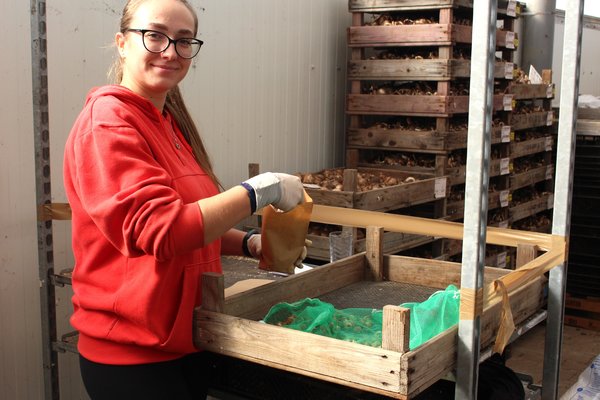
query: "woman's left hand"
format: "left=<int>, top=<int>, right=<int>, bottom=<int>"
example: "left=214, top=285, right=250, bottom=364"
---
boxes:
left=247, top=234, right=311, bottom=267
left=246, top=233, right=262, bottom=259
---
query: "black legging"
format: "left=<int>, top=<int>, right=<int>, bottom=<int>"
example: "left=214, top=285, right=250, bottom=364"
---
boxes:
left=79, top=352, right=211, bottom=400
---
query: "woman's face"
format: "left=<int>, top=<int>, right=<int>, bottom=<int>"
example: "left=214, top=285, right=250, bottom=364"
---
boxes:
left=116, top=0, right=196, bottom=107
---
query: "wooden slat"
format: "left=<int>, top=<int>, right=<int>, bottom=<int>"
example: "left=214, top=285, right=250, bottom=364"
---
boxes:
left=382, top=306, right=410, bottom=353
left=347, top=128, right=452, bottom=151
left=306, top=231, right=433, bottom=261
left=221, top=255, right=365, bottom=319
left=37, top=202, right=72, bottom=221
left=354, top=177, right=447, bottom=211
left=348, top=0, right=473, bottom=12
left=348, top=59, right=456, bottom=81
left=348, top=24, right=514, bottom=49
left=510, top=164, right=553, bottom=191
left=510, top=194, right=553, bottom=224
left=511, top=111, right=553, bottom=131
left=508, top=83, right=554, bottom=100
left=310, top=205, right=557, bottom=250
left=385, top=255, right=508, bottom=288
left=366, top=226, right=384, bottom=281
left=347, top=94, right=505, bottom=117
left=510, top=136, right=553, bottom=158
left=516, top=244, right=537, bottom=269
left=194, top=311, right=405, bottom=396
left=347, top=124, right=506, bottom=152
left=348, top=24, right=464, bottom=47
left=347, top=93, right=468, bottom=115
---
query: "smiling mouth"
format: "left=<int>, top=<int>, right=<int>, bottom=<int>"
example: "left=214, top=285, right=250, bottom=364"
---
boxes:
left=153, top=64, right=178, bottom=71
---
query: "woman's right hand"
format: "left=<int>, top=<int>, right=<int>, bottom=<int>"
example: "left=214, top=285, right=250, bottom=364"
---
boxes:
left=243, top=172, right=303, bottom=212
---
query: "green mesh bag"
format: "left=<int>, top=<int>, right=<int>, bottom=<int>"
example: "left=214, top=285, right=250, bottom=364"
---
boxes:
left=263, top=298, right=383, bottom=346
left=263, top=285, right=460, bottom=350
left=400, top=284, right=460, bottom=349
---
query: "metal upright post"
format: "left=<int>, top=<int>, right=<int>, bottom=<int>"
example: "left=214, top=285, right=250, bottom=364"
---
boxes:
left=542, top=1, right=584, bottom=399
left=30, top=1, right=60, bottom=399
left=455, top=1, right=497, bottom=398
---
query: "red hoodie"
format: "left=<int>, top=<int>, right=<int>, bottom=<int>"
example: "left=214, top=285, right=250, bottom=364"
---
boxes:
left=63, top=85, right=221, bottom=364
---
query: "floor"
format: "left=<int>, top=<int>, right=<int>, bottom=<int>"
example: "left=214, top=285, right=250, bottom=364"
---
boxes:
left=506, top=321, right=600, bottom=397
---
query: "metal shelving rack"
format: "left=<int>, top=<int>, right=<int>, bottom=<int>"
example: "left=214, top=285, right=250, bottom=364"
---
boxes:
left=30, top=0, right=584, bottom=399
left=30, top=1, right=60, bottom=399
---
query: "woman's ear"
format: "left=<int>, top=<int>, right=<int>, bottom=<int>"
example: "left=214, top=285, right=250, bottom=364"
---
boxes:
left=115, top=32, right=126, bottom=58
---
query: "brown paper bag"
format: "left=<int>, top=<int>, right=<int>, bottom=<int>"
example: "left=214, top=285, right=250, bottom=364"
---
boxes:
left=259, top=191, right=313, bottom=274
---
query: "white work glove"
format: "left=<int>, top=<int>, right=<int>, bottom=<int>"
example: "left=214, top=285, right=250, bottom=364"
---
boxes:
left=243, top=172, right=303, bottom=212
left=246, top=234, right=312, bottom=268
left=246, top=233, right=262, bottom=259
left=294, top=240, right=311, bottom=268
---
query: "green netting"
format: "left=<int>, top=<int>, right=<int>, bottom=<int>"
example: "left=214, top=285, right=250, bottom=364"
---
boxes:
left=401, top=284, right=460, bottom=349
left=263, top=285, right=460, bottom=350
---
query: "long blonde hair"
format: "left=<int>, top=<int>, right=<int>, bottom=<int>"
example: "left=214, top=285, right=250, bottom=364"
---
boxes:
left=109, top=0, right=221, bottom=189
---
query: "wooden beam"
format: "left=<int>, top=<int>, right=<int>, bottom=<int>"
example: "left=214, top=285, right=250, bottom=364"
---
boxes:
left=366, top=226, right=384, bottom=281
left=516, top=244, right=537, bottom=268
left=382, top=305, right=410, bottom=353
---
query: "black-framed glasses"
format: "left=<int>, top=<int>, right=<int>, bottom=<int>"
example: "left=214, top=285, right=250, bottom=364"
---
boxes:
left=125, top=29, right=203, bottom=59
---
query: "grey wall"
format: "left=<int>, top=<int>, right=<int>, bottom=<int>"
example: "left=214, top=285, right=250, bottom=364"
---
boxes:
left=1, top=1, right=349, bottom=398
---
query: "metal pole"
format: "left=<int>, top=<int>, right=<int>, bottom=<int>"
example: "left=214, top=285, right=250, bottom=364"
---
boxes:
left=30, top=1, right=60, bottom=399
left=520, top=0, right=557, bottom=72
left=542, top=0, right=584, bottom=398
left=455, top=0, right=497, bottom=398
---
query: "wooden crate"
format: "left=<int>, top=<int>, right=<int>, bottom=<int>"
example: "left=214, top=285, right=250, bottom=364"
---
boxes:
left=347, top=59, right=513, bottom=81
left=195, top=206, right=564, bottom=399
left=300, top=168, right=448, bottom=212
left=348, top=25, right=516, bottom=49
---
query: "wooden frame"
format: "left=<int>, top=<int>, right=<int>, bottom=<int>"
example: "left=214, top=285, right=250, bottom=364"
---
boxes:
left=194, top=205, right=567, bottom=399
left=301, top=168, right=447, bottom=212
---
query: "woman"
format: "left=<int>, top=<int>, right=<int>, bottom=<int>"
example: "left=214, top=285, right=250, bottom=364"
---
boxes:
left=63, top=0, right=304, bottom=398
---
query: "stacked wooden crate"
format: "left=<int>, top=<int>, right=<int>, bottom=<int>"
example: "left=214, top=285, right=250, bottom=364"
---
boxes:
left=296, top=167, right=448, bottom=260
left=344, top=0, right=555, bottom=267
left=245, top=163, right=446, bottom=262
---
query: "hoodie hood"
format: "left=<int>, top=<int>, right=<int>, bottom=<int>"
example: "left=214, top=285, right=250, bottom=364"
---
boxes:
left=85, top=85, right=163, bottom=122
